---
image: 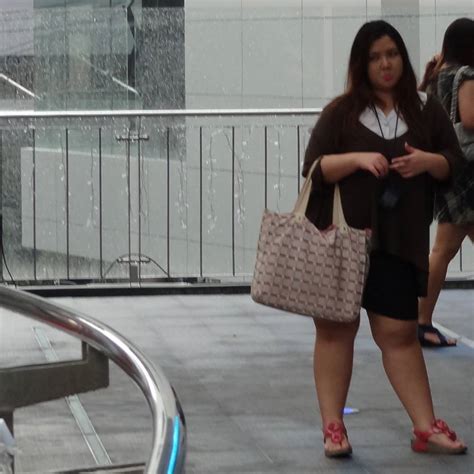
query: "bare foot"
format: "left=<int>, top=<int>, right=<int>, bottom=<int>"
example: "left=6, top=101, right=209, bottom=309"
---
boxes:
left=422, top=331, right=456, bottom=346
left=323, top=422, right=352, bottom=457
left=428, top=432, right=466, bottom=451
left=418, top=324, right=457, bottom=347
left=413, top=420, right=467, bottom=454
left=324, top=434, right=352, bottom=455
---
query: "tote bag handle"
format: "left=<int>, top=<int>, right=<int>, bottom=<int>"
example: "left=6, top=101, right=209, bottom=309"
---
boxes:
left=293, top=157, right=349, bottom=230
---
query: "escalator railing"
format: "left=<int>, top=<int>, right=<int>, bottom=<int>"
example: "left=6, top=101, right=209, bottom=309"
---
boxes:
left=0, top=286, right=185, bottom=473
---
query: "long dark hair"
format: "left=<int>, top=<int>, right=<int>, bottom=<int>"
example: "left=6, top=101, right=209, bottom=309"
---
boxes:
left=329, top=20, right=423, bottom=137
left=442, top=17, right=474, bottom=67
left=420, top=18, right=474, bottom=90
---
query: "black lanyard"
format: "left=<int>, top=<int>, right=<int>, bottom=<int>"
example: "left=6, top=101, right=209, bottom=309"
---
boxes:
left=371, top=104, right=403, bottom=209
left=371, top=104, right=400, bottom=157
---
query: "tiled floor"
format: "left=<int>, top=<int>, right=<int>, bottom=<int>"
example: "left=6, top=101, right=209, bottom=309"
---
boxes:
left=1, top=289, right=473, bottom=473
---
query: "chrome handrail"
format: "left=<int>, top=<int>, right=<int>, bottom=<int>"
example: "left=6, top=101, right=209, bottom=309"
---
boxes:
left=0, top=107, right=323, bottom=118
left=0, top=285, right=185, bottom=473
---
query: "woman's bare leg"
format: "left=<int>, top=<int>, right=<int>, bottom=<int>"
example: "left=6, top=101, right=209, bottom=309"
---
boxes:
left=418, top=223, right=466, bottom=344
left=369, top=312, right=465, bottom=449
left=313, top=317, right=359, bottom=452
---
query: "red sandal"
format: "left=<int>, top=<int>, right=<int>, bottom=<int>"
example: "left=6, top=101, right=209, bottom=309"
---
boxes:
left=323, top=421, right=353, bottom=458
left=412, top=419, right=467, bottom=454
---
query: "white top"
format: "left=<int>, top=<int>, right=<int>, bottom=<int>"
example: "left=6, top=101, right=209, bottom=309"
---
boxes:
left=359, top=91, right=428, bottom=139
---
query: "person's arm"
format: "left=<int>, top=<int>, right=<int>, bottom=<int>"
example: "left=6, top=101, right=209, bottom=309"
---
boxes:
left=303, top=105, right=389, bottom=183
left=320, top=152, right=389, bottom=183
left=458, top=79, right=474, bottom=129
left=422, top=152, right=451, bottom=180
left=390, top=97, right=464, bottom=182
left=302, top=107, right=334, bottom=179
left=419, top=54, right=440, bottom=92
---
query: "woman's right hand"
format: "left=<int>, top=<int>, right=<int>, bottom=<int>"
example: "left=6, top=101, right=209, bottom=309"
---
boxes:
left=356, top=152, right=389, bottom=178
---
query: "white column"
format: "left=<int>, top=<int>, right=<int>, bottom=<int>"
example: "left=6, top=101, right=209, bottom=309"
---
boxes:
left=381, top=0, right=421, bottom=76
left=322, top=4, right=334, bottom=99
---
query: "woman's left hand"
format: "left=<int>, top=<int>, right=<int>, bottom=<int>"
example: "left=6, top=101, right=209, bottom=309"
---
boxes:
left=390, top=143, right=429, bottom=178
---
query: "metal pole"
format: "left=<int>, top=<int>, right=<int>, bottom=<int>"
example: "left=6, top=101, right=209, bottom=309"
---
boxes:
left=297, top=125, right=301, bottom=191
left=0, top=108, right=323, bottom=119
left=32, top=128, right=37, bottom=281
left=65, top=128, right=70, bottom=280
left=99, top=128, right=103, bottom=280
left=264, top=126, right=268, bottom=209
left=138, top=126, right=142, bottom=283
left=199, top=127, right=203, bottom=278
left=127, top=132, right=132, bottom=285
left=167, top=127, right=170, bottom=277
left=231, top=126, right=235, bottom=277
left=0, top=130, right=2, bottom=283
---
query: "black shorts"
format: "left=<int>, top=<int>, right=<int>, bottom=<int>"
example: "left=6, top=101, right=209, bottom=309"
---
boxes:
left=362, top=252, right=419, bottom=321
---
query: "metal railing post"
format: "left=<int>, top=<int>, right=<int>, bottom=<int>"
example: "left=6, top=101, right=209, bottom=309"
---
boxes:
left=167, top=127, right=171, bottom=277
left=264, top=126, right=268, bottom=209
left=32, top=128, right=37, bottom=281
left=65, top=128, right=70, bottom=280
left=231, top=126, right=235, bottom=277
left=99, top=127, right=103, bottom=280
left=199, top=126, right=203, bottom=278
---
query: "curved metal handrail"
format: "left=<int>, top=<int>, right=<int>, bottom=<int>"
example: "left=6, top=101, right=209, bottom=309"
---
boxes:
left=0, top=285, right=185, bottom=473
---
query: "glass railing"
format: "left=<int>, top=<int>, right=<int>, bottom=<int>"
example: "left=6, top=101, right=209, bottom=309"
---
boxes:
left=0, top=109, right=471, bottom=286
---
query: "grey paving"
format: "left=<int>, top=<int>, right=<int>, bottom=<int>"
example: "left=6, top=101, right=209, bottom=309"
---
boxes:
left=0, top=290, right=472, bottom=473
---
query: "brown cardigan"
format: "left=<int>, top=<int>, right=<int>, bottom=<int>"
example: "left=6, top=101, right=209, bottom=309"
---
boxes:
left=302, top=95, right=464, bottom=296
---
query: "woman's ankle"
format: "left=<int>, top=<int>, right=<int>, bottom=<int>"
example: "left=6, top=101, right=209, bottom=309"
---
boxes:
left=322, top=417, right=345, bottom=431
left=417, top=318, right=433, bottom=326
left=413, top=421, right=435, bottom=433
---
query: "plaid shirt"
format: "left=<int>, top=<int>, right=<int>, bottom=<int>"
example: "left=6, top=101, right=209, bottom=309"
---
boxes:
left=429, top=66, right=474, bottom=225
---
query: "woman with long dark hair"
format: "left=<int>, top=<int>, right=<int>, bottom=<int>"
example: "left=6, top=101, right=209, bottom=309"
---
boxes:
left=303, top=20, right=467, bottom=457
left=418, top=18, right=474, bottom=347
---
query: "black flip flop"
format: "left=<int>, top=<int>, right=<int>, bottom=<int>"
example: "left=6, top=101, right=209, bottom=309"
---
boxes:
left=418, top=324, right=457, bottom=348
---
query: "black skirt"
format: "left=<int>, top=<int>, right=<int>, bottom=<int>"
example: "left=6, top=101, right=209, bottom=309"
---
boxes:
left=362, top=252, right=419, bottom=321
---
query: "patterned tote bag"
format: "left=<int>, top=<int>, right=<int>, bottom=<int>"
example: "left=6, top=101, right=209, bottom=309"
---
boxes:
left=251, top=159, right=371, bottom=323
